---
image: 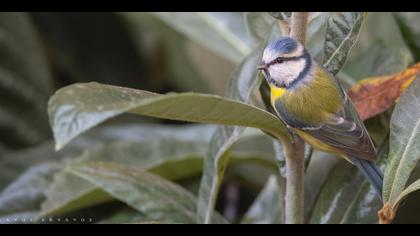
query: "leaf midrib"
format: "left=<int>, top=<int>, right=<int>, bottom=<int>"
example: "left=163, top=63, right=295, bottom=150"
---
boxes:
left=388, top=117, right=420, bottom=205
left=71, top=165, right=198, bottom=222
left=323, top=13, right=363, bottom=68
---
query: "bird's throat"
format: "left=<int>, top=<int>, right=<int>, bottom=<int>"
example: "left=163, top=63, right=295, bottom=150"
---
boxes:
left=270, top=84, right=286, bottom=107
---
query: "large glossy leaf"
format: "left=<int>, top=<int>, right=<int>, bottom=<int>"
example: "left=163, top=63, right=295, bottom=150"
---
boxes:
left=68, top=162, right=227, bottom=223
left=222, top=131, right=279, bottom=190
left=0, top=123, right=203, bottom=190
left=343, top=42, right=413, bottom=81
left=303, top=151, right=341, bottom=221
left=0, top=12, right=53, bottom=149
left=383, top=78, right=420, bottom=209
left=309, top=160, right=382, bottom=224
left=341, top=12, right=413, bottom=80
left=39, top=140, right=207, bottom=217
left=381, top=160, right=420, bottom=224
left=322, top=12, right=365, bottom=75
left=151, top=12, right=251, bottom=63
left=98, top=207, right=148, bottom=224
left=244, top=13, right=277, bottom=44
left=241, top=175, right=285, bottom=224
left=196, top=49, right=262, bottom=224
left=0, top=124, right=215, bottom=220
left=0, top=139, right=92, bottom=191
left=393, top=12, right=420, bottom=61
left=306, top=13, right=329, bottom=63
left=0, top=163, right=61, bottom=223
left=48, top=82, right=287, bottom=151
left=196, top=19, right=285, bottom=224
left=40, top=128, right=276, bottom=218
left=39, top=124, right=215, bottom=216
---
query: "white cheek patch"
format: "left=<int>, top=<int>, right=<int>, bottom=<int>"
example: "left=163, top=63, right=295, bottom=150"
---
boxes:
left=268, top=59, right=306, bottom=86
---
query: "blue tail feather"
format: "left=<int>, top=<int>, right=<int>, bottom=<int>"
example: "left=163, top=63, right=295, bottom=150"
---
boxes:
left=350, top=157, right=383, bottom=201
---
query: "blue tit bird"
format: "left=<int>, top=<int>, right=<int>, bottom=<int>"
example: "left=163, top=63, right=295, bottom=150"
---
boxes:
left=257, top=36, right=383, bottom=200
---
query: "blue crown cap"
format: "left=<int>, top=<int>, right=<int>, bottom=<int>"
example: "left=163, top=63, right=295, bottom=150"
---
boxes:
left=267, top=37, right=298, bottom=54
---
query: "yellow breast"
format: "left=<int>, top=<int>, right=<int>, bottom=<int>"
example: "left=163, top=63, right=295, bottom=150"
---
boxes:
left=270, top=84, right=287, bottom=107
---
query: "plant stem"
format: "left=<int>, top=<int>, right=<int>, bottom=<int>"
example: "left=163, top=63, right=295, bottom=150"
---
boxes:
left=378, top=203, right=394, bottom=224
left=290, top=12, right=309, bottom=45
left=283, top=12, right=309, bottom=224
left=282, top=137, right=305, bottom=224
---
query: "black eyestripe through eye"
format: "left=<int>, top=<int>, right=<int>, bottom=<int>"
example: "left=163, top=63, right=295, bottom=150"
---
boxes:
left=275, top=57, right=284, bottom=64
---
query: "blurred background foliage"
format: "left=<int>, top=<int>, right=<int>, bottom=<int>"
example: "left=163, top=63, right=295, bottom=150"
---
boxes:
left=0, top=12, right=419, bottom=224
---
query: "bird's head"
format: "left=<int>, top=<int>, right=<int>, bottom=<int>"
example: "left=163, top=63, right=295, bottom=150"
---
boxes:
left=257, top=37, right=312, bottom=88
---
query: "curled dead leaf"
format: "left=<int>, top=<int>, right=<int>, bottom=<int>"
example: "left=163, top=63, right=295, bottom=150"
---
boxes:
left=348, top=63, right=420, bottom=121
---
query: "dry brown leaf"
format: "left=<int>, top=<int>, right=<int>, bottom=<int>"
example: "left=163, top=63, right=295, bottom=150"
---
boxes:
left=348, top=63, right=420, bottom=121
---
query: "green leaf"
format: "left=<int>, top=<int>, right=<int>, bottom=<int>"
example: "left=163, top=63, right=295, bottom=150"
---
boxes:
left=0, top=140, right=90, bottom=191
left=306, top=13, right=329, bottom=63
left=393, top=13, right=420, bottom=61
left=244, top=13, right=277, bottom=44
left=0, top=163, right=61, bottom=223
left=383, top=78, right=420, bottom=207
left=196, top=20, right=285, bottom=224
left=151, top=12, right=251, bottom=63
left=48, top=82, right=287, bottom=151
left=307, top=139, right=389, bottom=224
left=258, top=76, right=277, bottom=116
left=303, top=151, right=341, bottom=221
left=39, top=172, right=113, bottom=218
left=241, top=175, right=285, bottom=224
left=99, top=207, right=148, bottom=224
left=68, top=162, right=227, bottom=223
left=0, top=124, right=207, bottom=219
left=39, top=125, right=214, bottom=217
left=308, top=160, right=382, bottom=224
left=342, top=41, right=413, bottom=80
left=394, top=179, right=420, bottom=211
left=341, top=12, right=413, bottom=79
left=40, top=126, right=276, bottom=218
left=322, top=12, right=365, bottom=75
left=0, top=12, right=53, bottom=148
left=196, top=49, right=261, bottom=224
left=227, top=132, right=279, bottom=188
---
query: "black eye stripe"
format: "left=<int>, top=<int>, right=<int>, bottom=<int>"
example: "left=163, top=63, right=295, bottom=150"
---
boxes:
left=267, top=54, right=305, bottom=67
left=275, top=58, right=284, bottom=63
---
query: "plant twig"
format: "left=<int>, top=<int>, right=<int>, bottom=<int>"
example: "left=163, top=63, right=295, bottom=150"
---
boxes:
left=290, top=12, right=309, bottom=45
left=282, top=12, right=309, bottom=224
left=282, top=137, right=305, bottom=224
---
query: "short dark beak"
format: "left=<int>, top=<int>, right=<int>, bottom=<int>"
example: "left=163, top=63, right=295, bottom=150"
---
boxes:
left=256, top=63, right=267, bottom=70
